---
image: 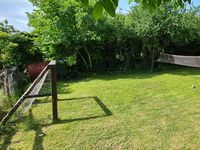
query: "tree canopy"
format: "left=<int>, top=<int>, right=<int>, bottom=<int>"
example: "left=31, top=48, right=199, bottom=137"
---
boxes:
left=29, top=0, right=192, bottom=19
left=0, top=20, right=43, bottom=69
left=77, top=0, right=192, bottom=18
left=26, top=0, right=200, bottom=75
left=1, top=0, right=199, bottom=75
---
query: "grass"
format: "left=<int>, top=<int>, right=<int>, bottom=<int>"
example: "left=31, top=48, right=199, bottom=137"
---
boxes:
left=1, top=67, right=200, bottom=149
left=0, top=90, right=8, bottom=120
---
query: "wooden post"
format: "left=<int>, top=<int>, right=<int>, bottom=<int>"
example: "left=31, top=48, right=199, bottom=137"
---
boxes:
left=48, top=60, right=58, bottom=121
left=151, top=50, right=155, bottom=73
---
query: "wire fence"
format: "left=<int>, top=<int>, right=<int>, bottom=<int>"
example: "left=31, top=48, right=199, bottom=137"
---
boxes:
left=0, top=67, right=22, bottom=121
left=0, top=67, right=19, bottom=97
left=1, top=60, right=57, bottom=125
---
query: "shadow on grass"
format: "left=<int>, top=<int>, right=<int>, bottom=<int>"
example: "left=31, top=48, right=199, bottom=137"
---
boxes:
left=35, top=96, right=112, bottom=126
left=0, top=129, right=16, bottom=150
left=57, top=83, right=73, bottom=95
left=58, top=64, right=200, bottom=84
left=58, top=96, right=113, bottom=116
left=26, top=110, right=46, bottom=150
left=54, top=115, right=107, bottom=125
left=1, top=109, right=46, bottom=149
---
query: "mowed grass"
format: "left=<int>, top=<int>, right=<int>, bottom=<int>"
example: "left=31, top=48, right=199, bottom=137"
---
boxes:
left=1, top=68, right=200, bottom=149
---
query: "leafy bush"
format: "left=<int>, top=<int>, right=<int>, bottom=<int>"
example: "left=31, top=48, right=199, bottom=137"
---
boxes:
left=27, top=0, right=200, bottom=73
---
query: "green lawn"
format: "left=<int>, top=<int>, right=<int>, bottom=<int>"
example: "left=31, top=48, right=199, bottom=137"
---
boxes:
left=1, top=68, right=200, bottom=149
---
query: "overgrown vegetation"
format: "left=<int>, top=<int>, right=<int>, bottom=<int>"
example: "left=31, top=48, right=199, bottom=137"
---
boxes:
left=0, top=2, right=200, bottom=74
left=0, top=20, right=43, bottom=115
left=0, top=20, right=43, bottom=70
left=25, top=1, right=200, bottom=75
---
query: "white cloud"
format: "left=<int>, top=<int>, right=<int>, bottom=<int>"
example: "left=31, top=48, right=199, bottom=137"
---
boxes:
left=0, top=0, right=33, bottom=31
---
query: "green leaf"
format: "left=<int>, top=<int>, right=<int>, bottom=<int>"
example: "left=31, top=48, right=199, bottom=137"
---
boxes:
left=157, top=0, right=162, bottom=6
left=112, top=0, right=119, bottom=7
left=81, top=0, right=89, bottom=8
left=102, top=0, right=116, bottom=17
left=178, top=0, right=185, bottom=8
left=142, top=0, right=148, bottom=8
left=93, top=1, right=104, bottom=19
left=128, top=0, right=133, bottom=4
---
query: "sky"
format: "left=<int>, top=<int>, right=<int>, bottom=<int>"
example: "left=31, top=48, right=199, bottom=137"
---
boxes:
left=0, top=0, right=200, bottom=32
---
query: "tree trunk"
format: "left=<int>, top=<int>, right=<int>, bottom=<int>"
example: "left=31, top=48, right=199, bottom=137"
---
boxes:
left=78, top=52, right=88, bottom=68
left=83, top=45, right=92, bottom=70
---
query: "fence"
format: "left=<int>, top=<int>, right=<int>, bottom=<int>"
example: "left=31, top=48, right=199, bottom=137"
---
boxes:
left=0, top=67, right=19, bottom=97
left=1, top=60, right=58, bottom=125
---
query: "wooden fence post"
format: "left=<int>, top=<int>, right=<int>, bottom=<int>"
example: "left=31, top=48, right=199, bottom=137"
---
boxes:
left=49, top=60, right=58, bottom=121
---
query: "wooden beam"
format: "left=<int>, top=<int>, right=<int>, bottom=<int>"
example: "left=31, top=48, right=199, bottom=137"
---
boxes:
left=49, top=60, right=58, bottom=121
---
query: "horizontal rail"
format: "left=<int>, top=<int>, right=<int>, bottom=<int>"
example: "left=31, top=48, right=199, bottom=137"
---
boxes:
left=25, top=93, right=51, bottom=98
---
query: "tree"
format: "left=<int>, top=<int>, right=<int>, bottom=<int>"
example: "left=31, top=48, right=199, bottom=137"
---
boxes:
left=28, top=0, right=101, bottom=69
left=127, top=4, right=200, bottom=67
left=28, top=0, right=200, bottom=73
left=9, top=32, right=43, bottom=70
left=0, top=20, right=42, bottom=69
left=0, top=20, right=18, bottom=67
left=76, top=0, right=192, bottom=19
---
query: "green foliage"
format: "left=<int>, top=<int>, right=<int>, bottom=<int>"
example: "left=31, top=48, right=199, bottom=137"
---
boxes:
left=28, top=0, right=101, bottom=69
left=0, top=20, right=43, bottom=69
left=27, top=0, right=200, bottom=73
left=132, top=0, right=191, bottom=9
left=101, top=0, right=117, bottom=17
left=9, top=32, right=43, bottom=70
left=76, top=0, right=191, bottom=18
left=93, top=2, right=104, bottom=19
left=128, top=5, right=200, bottom=56
left=0, top=21, right=18, bottom=68
left=29, top=0, right=192, bottom=19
